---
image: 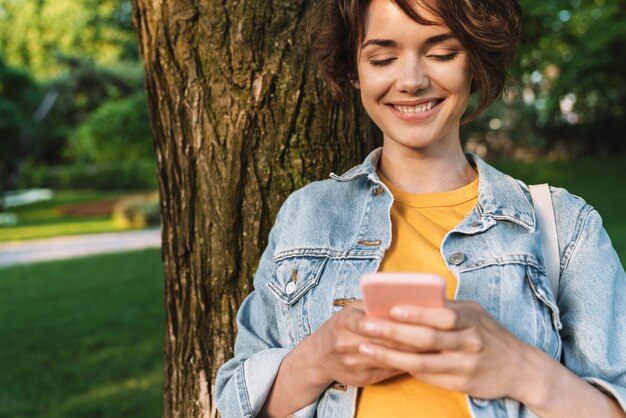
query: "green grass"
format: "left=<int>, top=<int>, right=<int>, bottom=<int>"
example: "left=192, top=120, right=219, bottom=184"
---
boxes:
left=492, top=157, right=626, bottom=260
left=0, top=249, right=164, bottom=418
left=1, top=190, right=153, bottom=242
left=0, top=219, right=119, bottom=242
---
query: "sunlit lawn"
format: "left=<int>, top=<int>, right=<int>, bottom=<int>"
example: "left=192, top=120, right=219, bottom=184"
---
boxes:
left=0, top=190, right=153, bottom=242
left=0, top=249, right=164, bottom=418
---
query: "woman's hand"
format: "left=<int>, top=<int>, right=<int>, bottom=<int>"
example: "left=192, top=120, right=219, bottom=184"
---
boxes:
left=356, top=300, right=537, bottom=400
left=355, top=300, right=626, bottom=418
left=259, top=301, right=407, bottom=418
left=306, top=301, right=406, bottom=388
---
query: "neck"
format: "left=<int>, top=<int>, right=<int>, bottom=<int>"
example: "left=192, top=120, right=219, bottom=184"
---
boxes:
left=377, top=141, right=477, bottom=194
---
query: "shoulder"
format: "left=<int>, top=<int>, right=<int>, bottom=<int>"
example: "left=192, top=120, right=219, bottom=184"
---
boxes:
left=268, top=175, right=375, bottom=253
left=546, top=185, right=590, bottom=215
left=278, top=148, right=382, bottom=212
left=469, top=154, right=591, bottom=219
left=518, top=181, right=592, bottom=219
left=513, top=179, right=600, bottom=267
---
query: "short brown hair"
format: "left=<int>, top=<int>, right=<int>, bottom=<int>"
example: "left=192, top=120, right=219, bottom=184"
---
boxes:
left=307, top=0, right=522, bottom=122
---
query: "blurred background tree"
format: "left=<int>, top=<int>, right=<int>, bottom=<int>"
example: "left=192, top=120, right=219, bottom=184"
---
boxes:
left=64, top=91, right=152, bottom=164
left=0, top=55, right=41, bottom=196
left=30, top=57, right=146, bottom=165
left=0, top=0, right=153, bottom=192
left=0, top=0, right=137, bottom=79
left=519, top=0, right=626, bottom=156
left=463, top=0, right=626, bottom=159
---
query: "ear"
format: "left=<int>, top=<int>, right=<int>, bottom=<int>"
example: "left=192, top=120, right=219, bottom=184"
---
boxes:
left=350, top=77, right=360, bottom=89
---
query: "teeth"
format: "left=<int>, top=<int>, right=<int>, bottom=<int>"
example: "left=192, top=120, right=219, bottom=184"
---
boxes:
left=393, top=100, right=438, bottom=114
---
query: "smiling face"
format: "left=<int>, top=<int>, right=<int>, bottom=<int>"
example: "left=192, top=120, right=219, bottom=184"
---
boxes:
left=356, top=0, right=472, bottom=157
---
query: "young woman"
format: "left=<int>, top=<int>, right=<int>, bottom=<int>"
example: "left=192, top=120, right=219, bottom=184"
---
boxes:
left=215, top=0, right=626, bottom=417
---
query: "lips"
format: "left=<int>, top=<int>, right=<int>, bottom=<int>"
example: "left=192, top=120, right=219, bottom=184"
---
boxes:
left=390, top=99, right=444, bottom=114
left=386, top=98, right=444, bottom=122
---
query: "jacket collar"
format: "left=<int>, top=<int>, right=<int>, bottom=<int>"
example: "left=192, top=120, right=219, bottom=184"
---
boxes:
left=329, top=147, right=382, bottom=182
left=330, top=147, right=536, bottom=231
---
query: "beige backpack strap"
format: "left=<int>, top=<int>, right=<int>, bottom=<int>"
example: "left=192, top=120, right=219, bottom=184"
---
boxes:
left=529, top=184, right=560, bottom=297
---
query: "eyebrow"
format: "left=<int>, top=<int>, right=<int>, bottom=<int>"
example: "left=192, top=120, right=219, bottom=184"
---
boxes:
left=361, top=33, right=456, bottom=49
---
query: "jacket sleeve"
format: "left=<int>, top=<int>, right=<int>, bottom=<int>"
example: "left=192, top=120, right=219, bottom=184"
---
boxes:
left=214, top=201, right=319, bottom=418
left=558, top=204, right=626, bottom=412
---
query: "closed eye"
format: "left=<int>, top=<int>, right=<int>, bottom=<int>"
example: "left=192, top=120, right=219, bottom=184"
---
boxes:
left=368, top=57, right=397, bottom=67
left=430, top=52, right=459, bottom=61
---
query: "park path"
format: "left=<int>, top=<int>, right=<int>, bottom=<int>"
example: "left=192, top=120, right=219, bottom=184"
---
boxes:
left=0, top=228, right=161, bottom=269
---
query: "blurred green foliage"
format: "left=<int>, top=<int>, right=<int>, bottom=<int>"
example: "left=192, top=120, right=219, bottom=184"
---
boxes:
left=465, top=0, right=626, bottom=158
left=18, top=160, right=158, bottom=190
left=520, top=0, right=626, bottom=152
left=11, top=57, right=154, bottom=189
left=0, top=0, right=137, bottom=80
left=0, top=0, right=151, bottom=192
left=65, top=92, right=153, bottom=164
left=33, top=57, right=147, bottom=165
left=0, top=56, right=41, bottom=194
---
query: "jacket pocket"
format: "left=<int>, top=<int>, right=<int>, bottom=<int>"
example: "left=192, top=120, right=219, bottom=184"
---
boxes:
left=267, top=256, right=329, bottom=343
left=458, top=255, right=562, bottom=359
left=525, top=263, right=562, bottom=331
left=525, top=263, right=563, bottom=359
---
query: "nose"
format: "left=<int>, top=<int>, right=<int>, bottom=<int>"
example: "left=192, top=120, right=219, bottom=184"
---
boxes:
left=395, top=57, right=429, bottom=93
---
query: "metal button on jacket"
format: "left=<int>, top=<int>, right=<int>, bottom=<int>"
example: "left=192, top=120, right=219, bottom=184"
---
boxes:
left=449, top=252, right=466, bottom=265
left=285, top=281, right=297, bottom=295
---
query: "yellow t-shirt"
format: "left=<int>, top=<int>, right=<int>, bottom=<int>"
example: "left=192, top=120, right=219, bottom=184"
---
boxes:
left=355, top=171, right=479, bottom=418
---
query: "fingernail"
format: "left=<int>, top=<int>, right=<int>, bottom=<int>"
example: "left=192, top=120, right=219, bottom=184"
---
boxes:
left=359, top=343, right=375, bottom=356
left=391, top=307, right=409, bottom=320
left=363, top=321, right=381, bottom=335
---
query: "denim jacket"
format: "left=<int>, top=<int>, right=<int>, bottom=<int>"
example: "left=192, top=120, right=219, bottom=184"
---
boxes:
left=215, top=148, right=626, bottom=418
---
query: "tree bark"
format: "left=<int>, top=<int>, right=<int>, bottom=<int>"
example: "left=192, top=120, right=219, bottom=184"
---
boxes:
left=132, top=1, right=378, bottom=416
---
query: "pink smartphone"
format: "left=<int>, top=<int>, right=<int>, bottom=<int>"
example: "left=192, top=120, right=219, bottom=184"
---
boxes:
left=360, top=272, right=446, bottom=319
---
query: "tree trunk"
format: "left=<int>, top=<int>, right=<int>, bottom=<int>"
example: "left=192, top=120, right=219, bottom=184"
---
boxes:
left=132, top=1, right=378, bottom=416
